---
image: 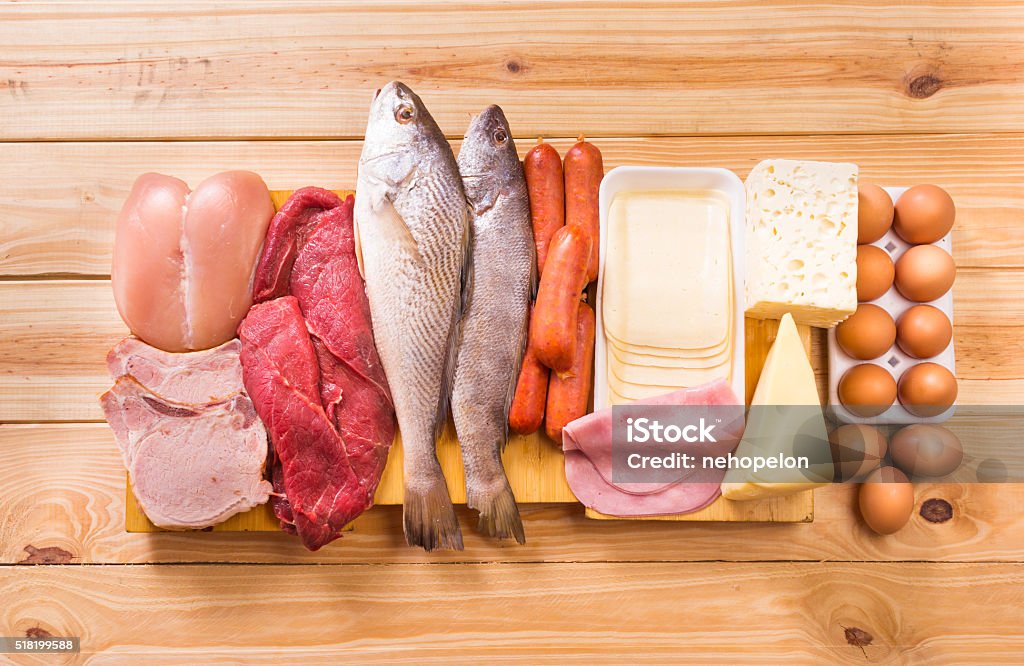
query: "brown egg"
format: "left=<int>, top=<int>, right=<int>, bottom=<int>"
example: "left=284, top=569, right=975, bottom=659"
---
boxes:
left=893, top=184, right=955, bottom=244
left=894, top=245, right=956, bottom=302
left=835, top=303, right=896, bottom=360
left=897, top=305, right=952, bottom=358
left=838, top=364, right=897, bottom=417
left=890, top=424, right=963, bottom=478
left=856, top=245, right=895, bottom=302
left=858, top=183, right=894, bottom=244
left=829, top=424, right=888, bottom=482
left=898, top=362, right=958, bottom=417
left=859, top=466, right=915, bottom=535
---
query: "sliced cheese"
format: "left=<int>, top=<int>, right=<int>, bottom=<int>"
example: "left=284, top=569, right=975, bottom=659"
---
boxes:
left=744, top=159, right=858, bottom=328
left=605, top=327, right=731, bottom=359
left=608, top=343, right=732, bottom=370
left=721, top=313, right=833, bottom=500
left=608, top=353, right=731, bottom=392
left=601, top=188, right=735, bottom=407
left=603, top=191, right=731, bottom=348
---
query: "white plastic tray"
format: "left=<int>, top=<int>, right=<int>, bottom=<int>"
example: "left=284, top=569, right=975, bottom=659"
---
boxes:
left=594, top=166, right=746, bottom=410
left=827, top=186, right=956, bottom=424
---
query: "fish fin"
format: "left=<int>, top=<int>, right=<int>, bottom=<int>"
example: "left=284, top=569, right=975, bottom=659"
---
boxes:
left=502, top=294, right=530, bottom=451
left=352, top=203, right=366, bottom=280
left=372, top=194, right=423, bottom=263
left=403, top=480, right=464, bottom=552
left=470, top=480, right=525, bottom=545
left=462, top=175, right=500, bottom=216
left=433, top=209, right=473, bottom=443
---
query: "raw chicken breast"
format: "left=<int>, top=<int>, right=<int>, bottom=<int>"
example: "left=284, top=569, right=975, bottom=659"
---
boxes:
left=112, top=171, right=275, bottom=352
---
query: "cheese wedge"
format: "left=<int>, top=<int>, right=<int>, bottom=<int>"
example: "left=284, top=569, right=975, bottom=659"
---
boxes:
left=721, top=313, right=833, bottom=500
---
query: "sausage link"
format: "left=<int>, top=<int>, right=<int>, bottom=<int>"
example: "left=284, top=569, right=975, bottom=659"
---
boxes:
left=545, top=301, right=595, bottom=444
left=563, top=135, right=603, bottom=283
left=523, top=140, right=565, bottom=275
left=531, top=224, right=592, bottom=373
left=508, top=305, right=549, bottom=436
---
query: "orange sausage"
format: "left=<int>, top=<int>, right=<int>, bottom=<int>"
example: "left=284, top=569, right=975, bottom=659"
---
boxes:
left=523, top=140, right=565, bottom=275
left=531, top=224, right=592, bottom=373
left=563, top=135, right=603, bottom=283
left=545, top=301, right=595, bottom=444
left=508, top=305, right=550, bottom=436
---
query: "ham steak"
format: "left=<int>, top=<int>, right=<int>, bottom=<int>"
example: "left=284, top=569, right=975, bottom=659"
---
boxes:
left=561, top=379, right=744, bottom=517
left=102, top=339, right=272, bottom=529
left=239, top=188, right=395, bottom=551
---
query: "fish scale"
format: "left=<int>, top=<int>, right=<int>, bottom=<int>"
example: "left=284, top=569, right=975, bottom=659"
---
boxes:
left=356, top=81, right=469, bottom=552
left=451, top=105, right=535, bottom=544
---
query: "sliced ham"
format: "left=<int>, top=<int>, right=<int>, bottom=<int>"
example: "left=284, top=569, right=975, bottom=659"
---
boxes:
left=112, top=171, right=275, bottom=352
left=102, top=339, right=272, bottom=530
left=106, top=337, right=245, bottom=405
left=561, top=378, right=744, bottom=517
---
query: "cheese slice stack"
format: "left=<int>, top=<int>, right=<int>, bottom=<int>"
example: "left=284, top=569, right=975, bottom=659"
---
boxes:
left=602, top=190, right=734, bottom=405
left=745, top=159, right=858, bottom=328
left=721, top=313, right=834, bottom=500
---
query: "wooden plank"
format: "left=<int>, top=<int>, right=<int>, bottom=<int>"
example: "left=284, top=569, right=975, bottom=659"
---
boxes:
left=2, top=2, right=1024, bottom=140
left=1, top=273, right=1015, bottom=423
left=3, top=562, right=1024, bottom=663
left=2, top=134, right=1023, bottom=276
left=123, top=428, right=577, bottom=532
left=4, top=424, right=1024, bottom=565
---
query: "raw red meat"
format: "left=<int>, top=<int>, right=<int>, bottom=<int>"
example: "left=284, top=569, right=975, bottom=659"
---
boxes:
left=239, top=188, right=395, bottom=550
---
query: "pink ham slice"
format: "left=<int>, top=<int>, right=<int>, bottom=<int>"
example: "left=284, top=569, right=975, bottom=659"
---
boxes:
left=101, top=339, right=272, bottom=530
left=112, top=171, right=275, bottom=353
left=561, top=378, right=744, bottom=517
left=107, top=337, right=245, bottom=405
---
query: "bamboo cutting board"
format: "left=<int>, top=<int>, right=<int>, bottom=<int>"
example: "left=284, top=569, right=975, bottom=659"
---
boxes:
left=125, top=191, right=812, bottom=532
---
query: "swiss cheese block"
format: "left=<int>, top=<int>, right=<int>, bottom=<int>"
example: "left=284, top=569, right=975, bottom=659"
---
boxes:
left=721, top=313, right=833, bottom=500
left=745, top=159, right=858, bottom=328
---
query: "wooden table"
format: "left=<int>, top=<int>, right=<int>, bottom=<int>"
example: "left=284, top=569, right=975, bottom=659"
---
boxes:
left=2, top=2, right=1024, bottom=662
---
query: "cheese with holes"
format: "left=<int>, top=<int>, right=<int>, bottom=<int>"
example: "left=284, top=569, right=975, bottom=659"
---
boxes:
left=720, top=313, right=833, bottom=500
left=745, top=159, right=858, bottom=328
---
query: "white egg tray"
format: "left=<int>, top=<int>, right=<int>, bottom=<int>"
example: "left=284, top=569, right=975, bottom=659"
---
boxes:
left=828, top=187, right=956, bottom=425
left=594, top=166, right=746, bottom=410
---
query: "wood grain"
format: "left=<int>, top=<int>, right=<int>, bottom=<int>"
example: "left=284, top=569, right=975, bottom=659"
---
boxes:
left=2, top=134, right=1023, bottom=276
left=2, top=2, right=1024, bottom=140
left=4, top=562, right=1024, bottom=663
left=1, top=273, right=1014, bottom=423
left=4, top=424, right=1023, bottom=565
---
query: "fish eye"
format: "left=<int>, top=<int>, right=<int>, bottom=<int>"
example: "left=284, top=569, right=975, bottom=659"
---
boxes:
left=493, top=128, right=508, bottom=145
left=395, top=104, right=415, bottom=124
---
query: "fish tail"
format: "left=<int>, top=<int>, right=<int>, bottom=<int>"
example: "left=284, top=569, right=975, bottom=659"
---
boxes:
left=403, top=480, right=464, bottom=552
left=470, top=480, right=525, bottom=545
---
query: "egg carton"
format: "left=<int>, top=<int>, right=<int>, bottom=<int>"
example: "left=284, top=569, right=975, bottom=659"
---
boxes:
left=827, top=186, right=956, bottom=425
